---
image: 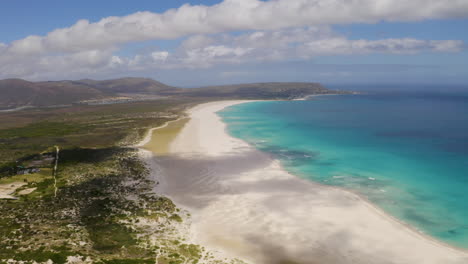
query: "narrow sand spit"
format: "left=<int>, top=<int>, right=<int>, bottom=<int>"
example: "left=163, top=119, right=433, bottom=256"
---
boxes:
left=139, top=100, right=468, bottom=264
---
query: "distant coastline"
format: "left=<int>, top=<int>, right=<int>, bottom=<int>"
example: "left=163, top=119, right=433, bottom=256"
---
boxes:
left=0, top=106, right=33, bottom=113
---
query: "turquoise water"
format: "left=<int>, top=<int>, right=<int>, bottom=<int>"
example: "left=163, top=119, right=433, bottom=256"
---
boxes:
left=219, top=93, right=468, bottom=249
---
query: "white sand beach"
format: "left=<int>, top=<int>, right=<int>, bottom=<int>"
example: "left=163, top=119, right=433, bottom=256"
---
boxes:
left=145, top=100, right=468, bottom=264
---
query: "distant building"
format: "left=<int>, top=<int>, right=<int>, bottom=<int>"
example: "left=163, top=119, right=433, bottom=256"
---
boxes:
left=17, top=167, right=40, bottom=175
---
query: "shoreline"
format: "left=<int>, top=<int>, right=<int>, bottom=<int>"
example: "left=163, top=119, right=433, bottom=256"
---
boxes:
left=139, top=100, right=468, bottom=264
left=254, top=136, right=468, bottom=253
left=201, top=100, right=468, bottom=255
left=227, top=101, right=468, bottom=254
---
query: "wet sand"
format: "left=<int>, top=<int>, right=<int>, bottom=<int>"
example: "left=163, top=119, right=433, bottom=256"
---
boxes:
left=142, top=118, right=189, bottom=155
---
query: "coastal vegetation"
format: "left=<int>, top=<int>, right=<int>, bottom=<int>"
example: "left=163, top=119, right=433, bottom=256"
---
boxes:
left=0, top=147, right=243, bottom=263
left=0, top=98, right=247, bottom=263
left=0, top=99, right=192, bottom=165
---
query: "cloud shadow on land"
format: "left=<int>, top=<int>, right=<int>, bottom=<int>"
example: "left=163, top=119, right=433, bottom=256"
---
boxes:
left=150, top=149, right=388, bottom=264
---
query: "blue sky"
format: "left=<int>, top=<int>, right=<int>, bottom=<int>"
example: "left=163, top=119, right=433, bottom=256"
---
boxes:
left=0, top=0, right=467, bottom=87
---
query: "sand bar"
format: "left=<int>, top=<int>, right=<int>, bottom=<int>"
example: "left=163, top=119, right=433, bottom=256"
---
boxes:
left=144, top=100, right=468, bottom=264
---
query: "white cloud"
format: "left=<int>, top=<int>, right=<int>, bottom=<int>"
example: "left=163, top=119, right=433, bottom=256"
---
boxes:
left=0, top=42, right=7, bottom=51
left=151, top=51, right=170, bottom=61
left=8, top=36, right=44, bottom=55
left=299, top=37, right=465, bottom=56
left=430, top=40, right=465, bottom=52
left=180, top=35, right=215, bottom=50
left=0, top=27, right=464, bottom=79
left=4, top=0, right=468, bottom=55
left=0, top=49, right=116, bottom=80
left=109, top=56, right=124, bottom=67
left=166, top=28, right=464, bottom=67
left=0, top=0, right=467, bottom=79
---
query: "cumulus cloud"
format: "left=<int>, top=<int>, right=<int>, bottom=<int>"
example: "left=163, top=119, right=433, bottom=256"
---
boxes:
left=0, top=27, right=464, bottom=79
left=0, top=0, right=467, bottom=79
left=151, top=51, right=170, bottom=61
left=9, top=36, right=44, bottom=55
left=3, top=0, right=468, bottom=55
left=159, top=27, right=464, bottom=68
left=0, top=49, right=117, bottom=80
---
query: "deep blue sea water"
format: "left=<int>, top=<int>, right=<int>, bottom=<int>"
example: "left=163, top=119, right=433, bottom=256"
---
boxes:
left=219, top=92, right=468, bottom=249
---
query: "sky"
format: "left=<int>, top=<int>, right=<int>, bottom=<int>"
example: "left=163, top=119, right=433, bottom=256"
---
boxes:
left=1, top=0, right=468, bottom=87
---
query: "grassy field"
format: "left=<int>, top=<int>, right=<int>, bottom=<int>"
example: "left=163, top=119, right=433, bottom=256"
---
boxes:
left=0, top=99, right=199, bottom=166
left=0, top=168, right=52, bottom=185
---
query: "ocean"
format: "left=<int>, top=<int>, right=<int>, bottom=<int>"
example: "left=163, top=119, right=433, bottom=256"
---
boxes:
left=219, top=91, right=468, bottom=249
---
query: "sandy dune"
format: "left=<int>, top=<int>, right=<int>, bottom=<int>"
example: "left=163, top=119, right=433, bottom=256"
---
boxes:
left=0, top=182, right=26, bottom=199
